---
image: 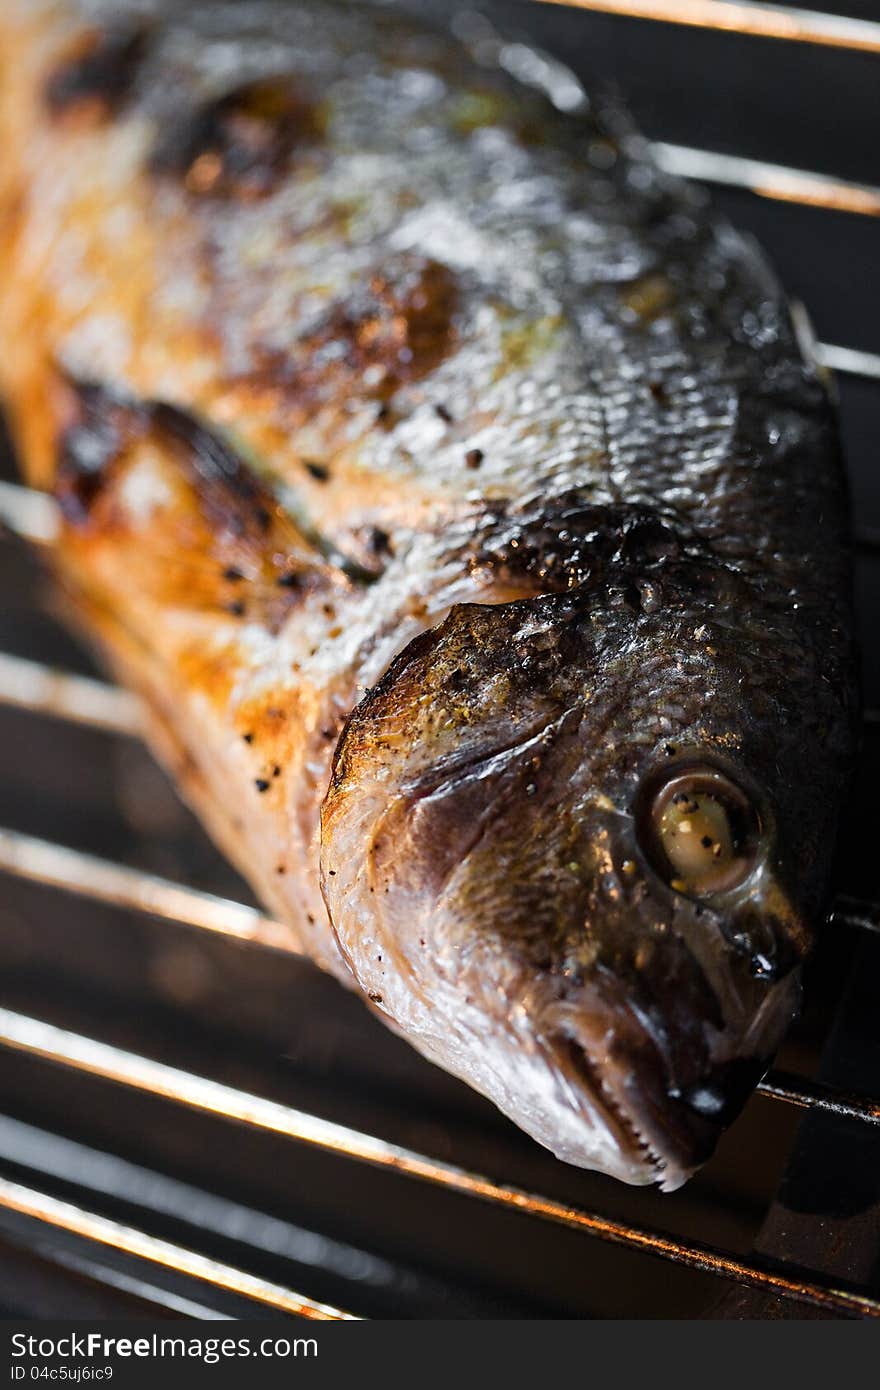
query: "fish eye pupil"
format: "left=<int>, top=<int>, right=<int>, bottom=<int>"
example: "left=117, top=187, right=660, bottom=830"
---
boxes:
left=640, top=765, right=760, bottom=897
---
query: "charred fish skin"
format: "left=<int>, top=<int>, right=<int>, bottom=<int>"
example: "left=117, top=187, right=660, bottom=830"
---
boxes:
left=0, top=1, right=856, bottom=1188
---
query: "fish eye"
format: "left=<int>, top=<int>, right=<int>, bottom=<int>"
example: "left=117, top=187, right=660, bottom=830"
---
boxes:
left=639, top=765, right=761, bottom=897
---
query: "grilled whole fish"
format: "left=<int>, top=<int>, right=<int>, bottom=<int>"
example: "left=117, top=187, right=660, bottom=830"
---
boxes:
left=0, top=0, right=856, bottom=1189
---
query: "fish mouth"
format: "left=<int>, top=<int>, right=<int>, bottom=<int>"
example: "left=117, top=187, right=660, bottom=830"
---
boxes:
left=549, top=1034, right=676, bottom=1186
left=548, top=1030, right=747, bottom=1190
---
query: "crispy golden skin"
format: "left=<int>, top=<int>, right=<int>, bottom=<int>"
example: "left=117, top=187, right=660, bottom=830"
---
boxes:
left=0, top=1, right=856, bottom=1186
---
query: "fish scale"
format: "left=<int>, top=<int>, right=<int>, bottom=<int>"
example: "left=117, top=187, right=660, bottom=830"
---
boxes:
left=0, top=0, right=856, bottom=1189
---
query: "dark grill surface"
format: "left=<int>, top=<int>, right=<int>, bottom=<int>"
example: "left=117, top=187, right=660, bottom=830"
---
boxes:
left=0, top=0, right=877, bottom=1319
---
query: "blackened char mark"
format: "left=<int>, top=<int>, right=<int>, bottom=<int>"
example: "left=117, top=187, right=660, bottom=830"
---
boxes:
left=55, top=381, right=372, bottom=611
left=315, top=257, right=457, bottom=391
left=56, top=383, right=279, bottom=547
left=150, top=400, right=275, bottom=542
left=55, top=381, right=147, bottom=524
left=150, top=78, right=325, bottom=201
left=45, top=23, right=150, bottom=123
left=244, top=256, right=458, bottom=418
left=55, top=385, right=328, bottom=626
left=154, top=401, right=380, bottom=595
left=466, top=495, right=743, bottom=606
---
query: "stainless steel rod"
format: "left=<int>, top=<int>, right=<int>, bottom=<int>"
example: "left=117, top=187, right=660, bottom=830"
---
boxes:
left=0, top=827, right=300, bottom=956
left=0, top=1008, right=875, bottom=1317
left=0, top=1176, right=357, bottom=1321
left=0, top=822, right=878, bottom=1109
left=652, top=143, right=880, bottom=218
left=532, top=0, right=880, bottom=55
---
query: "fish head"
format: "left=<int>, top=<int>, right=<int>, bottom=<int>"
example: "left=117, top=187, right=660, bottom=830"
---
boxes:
left=321, top=509, right=852, bottom=1188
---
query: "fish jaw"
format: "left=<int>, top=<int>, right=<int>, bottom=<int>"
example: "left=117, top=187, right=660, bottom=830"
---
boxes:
left=321, top=808, right=801, bottom=1188
left=321, top=773, right=802, bottom=1188
left=321, top=590, right=821, bottom=1187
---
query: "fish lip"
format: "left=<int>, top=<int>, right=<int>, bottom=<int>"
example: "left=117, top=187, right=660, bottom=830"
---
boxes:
left=553, top=1028, right=739, bottom=1189
left=548, top=1032, right=678, bottom=1186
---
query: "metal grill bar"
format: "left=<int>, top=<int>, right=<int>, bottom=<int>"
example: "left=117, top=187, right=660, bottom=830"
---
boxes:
left=757, top=1071, right=880, bottom=1124
left=0, top=660, right=877, bottom=928
left=0, top=1176, right=356, bottom=1320
left=0, top=828, right=299, bottom=956
left=1, top=823, right=879, bottom=1107
left=2, top=651, right=877, bottom=741
left=532, top=0, right=880, bottom=55
left=24, top=1247, right=237, bottom=1319
left=0, top=1115, right=461, bottom=1313
left=813, top=344, right=880, bottom=383
left=0, top=654, right=141, bottom=737
left=0, top=1008, right=874, bottom=1318
left=651, top=144, right=880, bottom=218
left=832, top=895, right=880, bottom=937
left=0, top=480, right=58, bottom=546
left=0, top=647, right=873, bottom=739
left=0, top=828, right=878, bottom=1120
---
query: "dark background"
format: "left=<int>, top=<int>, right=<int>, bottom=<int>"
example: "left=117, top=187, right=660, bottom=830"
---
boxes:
left=0, top=0, right=877, bottom=1318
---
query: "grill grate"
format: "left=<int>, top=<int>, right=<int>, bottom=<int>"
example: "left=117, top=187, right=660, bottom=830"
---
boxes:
left=534, top=0, right=880, bottom=55
left=0, top=1009, right=875, bottom=1317
left=0, top=0, right=877, bottom=1320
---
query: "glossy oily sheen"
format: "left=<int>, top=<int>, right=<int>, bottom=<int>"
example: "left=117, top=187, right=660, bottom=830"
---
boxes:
left=0, top=0, right=857, bottom=1188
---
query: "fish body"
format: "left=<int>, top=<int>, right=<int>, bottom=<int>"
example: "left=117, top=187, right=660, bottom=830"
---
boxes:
left=0, top=0, right=856, bottom=1188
